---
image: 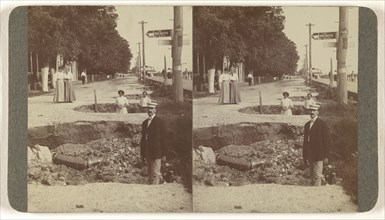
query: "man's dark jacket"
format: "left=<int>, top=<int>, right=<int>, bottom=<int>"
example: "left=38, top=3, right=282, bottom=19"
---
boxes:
left=140, top=115, right=167, bottom=159
left=303, top=117, right=331, bottom=162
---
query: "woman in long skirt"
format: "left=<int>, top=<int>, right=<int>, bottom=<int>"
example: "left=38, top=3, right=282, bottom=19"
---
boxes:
left=218, top=70, right=230, bottom=104
left=53, top=67, right=65, bottom=102
left=64, top=69, right=76, bottom=102
left=229, top=71, right=241, bottom=104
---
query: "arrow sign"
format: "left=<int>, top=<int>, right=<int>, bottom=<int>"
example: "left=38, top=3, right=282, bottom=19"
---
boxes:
left=311, top=32, right=337, bottom=40
left=146, top=29, right=172, bottom=38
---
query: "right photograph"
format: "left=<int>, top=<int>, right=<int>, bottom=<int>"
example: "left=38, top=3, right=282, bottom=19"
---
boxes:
left=192, top=6, right=358, bottom=212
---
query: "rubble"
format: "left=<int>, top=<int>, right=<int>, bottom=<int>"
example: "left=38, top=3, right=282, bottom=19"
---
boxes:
left=28, top=137, right=183, bottom=186
left=193, top=137, right=340, bottom=187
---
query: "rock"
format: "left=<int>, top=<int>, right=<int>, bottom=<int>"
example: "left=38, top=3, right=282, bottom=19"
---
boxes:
left=28, top=146, right=38, bottom=162
left=33, top=144, right=52, bottom=163
left=193, top=146, right=216, bottom=164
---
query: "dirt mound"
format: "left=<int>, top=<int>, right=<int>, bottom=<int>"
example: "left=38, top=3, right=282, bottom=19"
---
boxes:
left=193, top=122, right=302, bottom=150
left=239, top=105, right=306, bottom=115
left=73, top=103, right=147, bottom=113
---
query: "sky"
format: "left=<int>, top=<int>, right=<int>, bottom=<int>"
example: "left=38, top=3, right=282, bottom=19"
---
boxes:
left=115, top=6, right=357, bottom=75
left=115, top=6, right=192, bottom=72
left=282, top=7, right=359, bottom=75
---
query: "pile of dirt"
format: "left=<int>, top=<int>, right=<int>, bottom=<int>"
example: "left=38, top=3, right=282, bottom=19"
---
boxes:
left=239, top=105, right=306, bottom=115
left=28, top=137, right=182, bottom=186
left=193, top=137, right=341, bottom=187
left=73, top=103, right=146, bottom=113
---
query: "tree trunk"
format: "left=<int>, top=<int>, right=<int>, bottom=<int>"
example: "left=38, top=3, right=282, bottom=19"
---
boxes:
left=41, top=66, right=49, bottom=92
left=208, top=68, right=215, bottom=93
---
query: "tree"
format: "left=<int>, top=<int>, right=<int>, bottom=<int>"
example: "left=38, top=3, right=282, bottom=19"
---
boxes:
left=28, top=6, right=133, bottom=89
left=194, top=6, right=299, bottom=79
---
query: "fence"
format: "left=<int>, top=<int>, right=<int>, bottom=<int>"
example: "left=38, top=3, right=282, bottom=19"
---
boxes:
left=253, top=76, right=279, bottom=84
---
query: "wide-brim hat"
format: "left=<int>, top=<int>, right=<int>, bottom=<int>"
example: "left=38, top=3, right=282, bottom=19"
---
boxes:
left=307, top=104, right=320, bottom=110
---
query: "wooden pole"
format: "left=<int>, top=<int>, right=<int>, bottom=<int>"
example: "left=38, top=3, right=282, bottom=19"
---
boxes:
left=94, top=89, right=98, bottom=112
left=173, top=6, right=184, bottom=103
left=259, top=91, right=263, bottom=114
left=337, top=7, right=348, bottom=104
left=30, top=52, right=33, bottom=73
left=197, top=52, right=200, bottom=91
left=306, top=23, right=315, bottom=84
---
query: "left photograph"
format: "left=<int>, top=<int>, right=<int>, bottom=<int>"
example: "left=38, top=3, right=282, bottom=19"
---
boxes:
left=27, top=6, right=192, bottom=212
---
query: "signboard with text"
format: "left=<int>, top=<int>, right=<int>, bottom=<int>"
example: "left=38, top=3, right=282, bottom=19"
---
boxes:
left=311, top=32, right=337, bottom=40
left=146, top=29, right=172, bottom=38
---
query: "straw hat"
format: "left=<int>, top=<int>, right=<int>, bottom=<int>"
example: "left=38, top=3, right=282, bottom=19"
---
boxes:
left=146, top=102, right=158, bottom=108
left=307, top=104, right=320, bottom=110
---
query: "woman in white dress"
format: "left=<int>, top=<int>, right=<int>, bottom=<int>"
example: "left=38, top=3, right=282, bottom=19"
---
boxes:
left=116, top=90, right=129, bottom=113
left=280, top=92, right=293, bottom=115
left=53, top=66, right=65, bottom=102
left=218, top=69, right=231, bottom=104
left=64, top=69, right=76, bottom=102
left=229, top=70, right=241, bottom=104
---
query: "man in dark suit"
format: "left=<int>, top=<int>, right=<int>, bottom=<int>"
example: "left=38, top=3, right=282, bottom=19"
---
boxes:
left=303, top=104, right=331, bottom=186
left=140, top=102, right=167, bottom=185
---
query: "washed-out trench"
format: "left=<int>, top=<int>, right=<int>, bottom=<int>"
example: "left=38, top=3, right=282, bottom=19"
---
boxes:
left=193, top=122, right=340, bottom=187
left=28, top=119, right=191, bottom=188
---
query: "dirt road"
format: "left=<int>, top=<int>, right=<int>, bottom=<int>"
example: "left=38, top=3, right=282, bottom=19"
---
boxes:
left=28, top=183, right=192, bottom=212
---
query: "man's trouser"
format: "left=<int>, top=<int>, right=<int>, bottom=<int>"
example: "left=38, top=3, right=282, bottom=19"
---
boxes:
left=146, top=158, right=162, bottom=185
left=309, top=160, right=324, bottom=186
left=248, top=78, right=252, bottom=86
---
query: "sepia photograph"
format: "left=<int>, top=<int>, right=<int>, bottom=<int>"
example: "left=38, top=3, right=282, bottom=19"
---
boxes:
left=192, top=6, right=359, bottom=212
left=2, top=2, right=383, bottom=217
left=26, top=5, right=193, bottom=212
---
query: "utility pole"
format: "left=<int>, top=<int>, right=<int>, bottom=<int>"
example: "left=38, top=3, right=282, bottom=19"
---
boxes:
left=304, top=44, right=309, bottom=81
left=137, top=42, right=141, bottom=74
left=330, top=57, right=334, bottom=86
left=337, top=7, right=348, bottom=104
left=138, top=21, right=147, bottom=77
left=306, top=23, right=315, bottom=84
left=172, top=6, right=184, bottom=103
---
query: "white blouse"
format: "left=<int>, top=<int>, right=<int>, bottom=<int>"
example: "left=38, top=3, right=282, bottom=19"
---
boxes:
left=229, top=74, right=238, bottom=82
left=304, top=98, right=316, bottom=109
left=64, top=72, right=73, bottom=80
left=116, top=96, right=128, bottom=108
left=55, top=71, right=64, bottom=80
left=140, top=96, right=152, bottom=107
left=220, top=73, right=230, bottom=81
left=281, top=98, right=293, bottom=108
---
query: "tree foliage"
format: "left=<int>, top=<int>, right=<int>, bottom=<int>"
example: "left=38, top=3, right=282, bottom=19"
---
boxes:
left=28, top=6, right=132, bottom=74
left=194, top=6, right=299, bottom=77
